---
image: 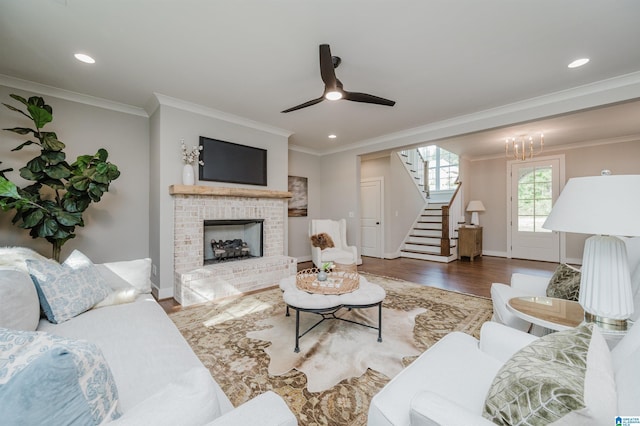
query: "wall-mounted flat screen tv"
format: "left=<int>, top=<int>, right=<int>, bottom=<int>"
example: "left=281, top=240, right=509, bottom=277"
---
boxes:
left=198, top=136, right=267, bottom=186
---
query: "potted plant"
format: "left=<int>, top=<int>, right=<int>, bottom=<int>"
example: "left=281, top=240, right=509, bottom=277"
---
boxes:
left=0, top=94, right=120, bottom=261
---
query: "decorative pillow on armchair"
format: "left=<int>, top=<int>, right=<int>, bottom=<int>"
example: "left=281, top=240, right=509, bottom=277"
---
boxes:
left=310, top=233, right=335, bottom=250
left=546, top=263, right=581, bottom=301
left=0, top=328, right=121, bottom=424
left=483, top=323, right=616, bottom=425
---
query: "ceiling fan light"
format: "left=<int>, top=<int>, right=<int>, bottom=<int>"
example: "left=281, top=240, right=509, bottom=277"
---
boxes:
left=325, top=91, right=343, bottom=101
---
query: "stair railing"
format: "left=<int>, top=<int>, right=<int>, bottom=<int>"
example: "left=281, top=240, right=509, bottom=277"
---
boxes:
left=398, top=149, right=429, bottom=202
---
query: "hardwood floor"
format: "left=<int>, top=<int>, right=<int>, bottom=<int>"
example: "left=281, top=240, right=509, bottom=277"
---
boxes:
left=158, top=256, right=557, bottom=313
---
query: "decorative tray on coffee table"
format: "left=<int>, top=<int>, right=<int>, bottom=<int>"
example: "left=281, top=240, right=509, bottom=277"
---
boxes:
left=295, top=265, right=359, bottom=295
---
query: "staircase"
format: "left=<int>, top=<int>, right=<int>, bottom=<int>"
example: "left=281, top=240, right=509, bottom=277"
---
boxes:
left=397, top=148, right=461, bottom=263
left=400, top=202, right=459, bottom=262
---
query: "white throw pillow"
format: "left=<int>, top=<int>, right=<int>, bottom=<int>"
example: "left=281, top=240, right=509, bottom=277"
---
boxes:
left=93, top=265, right=137, bottom=308
left=64, top=250, right=137, bottom=308
left=102, top=258, right=152, bottom=294
left=0, top=268, right=40, bottom=331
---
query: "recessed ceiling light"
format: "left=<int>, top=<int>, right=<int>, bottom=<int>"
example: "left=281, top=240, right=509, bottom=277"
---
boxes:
left=568, top=58, right=589, bottom=68
left=328, top=134, right=337, bottom=139
left=74, top=53, right=95, bottom=64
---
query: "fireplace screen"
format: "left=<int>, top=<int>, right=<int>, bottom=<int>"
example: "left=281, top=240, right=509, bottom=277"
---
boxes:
left=203, top=219, right=264, bottom=265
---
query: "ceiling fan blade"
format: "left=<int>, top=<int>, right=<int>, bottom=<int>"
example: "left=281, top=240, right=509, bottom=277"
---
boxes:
left=319, top=44, right=337, bottom=89
left=343, top=91, right=396, bottom=107
left=281, top=96, right=325, bottom=113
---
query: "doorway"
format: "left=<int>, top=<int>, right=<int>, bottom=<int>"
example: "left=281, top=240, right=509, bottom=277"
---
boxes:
left=508, top=155, right=565, bottom=262
left=360, top=177, right=384, bottom=258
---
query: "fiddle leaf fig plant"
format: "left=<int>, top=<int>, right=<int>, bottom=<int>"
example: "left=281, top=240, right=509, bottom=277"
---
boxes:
left=0, top=94, right=121, bottom=261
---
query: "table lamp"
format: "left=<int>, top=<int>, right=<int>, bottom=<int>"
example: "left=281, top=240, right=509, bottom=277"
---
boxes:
left=542, top=173, right=640, bottom=331
left=466, top=200, right=485, bottom=226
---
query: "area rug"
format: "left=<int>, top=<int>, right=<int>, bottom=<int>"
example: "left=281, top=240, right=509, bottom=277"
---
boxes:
left=247, top=305, right=426, bottom=392
left=169, top=274, right=493, bottom=426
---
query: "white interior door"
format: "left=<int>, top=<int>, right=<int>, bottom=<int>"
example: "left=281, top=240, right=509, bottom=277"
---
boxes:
left=509, top=156, right=564, bottom=262
left=361, top=178, right=384, bottom=258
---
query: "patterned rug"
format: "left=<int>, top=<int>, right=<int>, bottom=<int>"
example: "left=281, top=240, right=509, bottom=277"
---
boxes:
left=169, top=274, right=493, bottom=426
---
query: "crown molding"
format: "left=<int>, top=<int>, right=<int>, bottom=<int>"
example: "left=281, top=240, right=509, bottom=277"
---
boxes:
left=287, top=144, right=322, bottom=156
left=467, top=134, right=640, bottom=162
left=320, top=71, right=640, bottom=156
left=0, top=74, right=148, bottom=117
left=151, top=93, right=293, bottom=138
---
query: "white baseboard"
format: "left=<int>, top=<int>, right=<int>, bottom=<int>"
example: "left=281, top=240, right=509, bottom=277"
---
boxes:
left=483, top=250, right=507, bottom=258
left=384, top=251, right=401, bottom=259
left=153, top=284, right=174, bottom=301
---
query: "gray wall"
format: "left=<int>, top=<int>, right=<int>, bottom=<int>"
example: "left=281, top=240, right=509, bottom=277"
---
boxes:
left=149, top=101, right=289, bottom=298
left=360, top=154, right=426, bottom=257
left=287, top=150, right=322, bottom=262
left=0, top=85, right=150, bottom=262
left=466, top=140, right=640, bottom=262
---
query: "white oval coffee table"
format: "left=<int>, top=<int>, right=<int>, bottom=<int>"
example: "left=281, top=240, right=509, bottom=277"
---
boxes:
left=279, top=274, right=386, bottom=352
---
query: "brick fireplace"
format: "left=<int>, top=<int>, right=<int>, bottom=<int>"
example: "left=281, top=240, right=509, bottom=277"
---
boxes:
left=170, top=185, right=296, bottom=306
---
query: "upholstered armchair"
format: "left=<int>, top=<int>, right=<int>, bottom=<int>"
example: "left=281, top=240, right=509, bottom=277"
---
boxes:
left=491, top=236, right=640, bottom=333
left=368, top=320, right=640, bottom=425
left=309, top=219, right=358, bottom=268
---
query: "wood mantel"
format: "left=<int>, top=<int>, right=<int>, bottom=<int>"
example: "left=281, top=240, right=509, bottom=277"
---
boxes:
left=169, top=185, right=292, bottom=199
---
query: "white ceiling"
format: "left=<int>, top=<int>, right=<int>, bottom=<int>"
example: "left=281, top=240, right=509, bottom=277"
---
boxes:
left=1, top=0, right=640, bottom=158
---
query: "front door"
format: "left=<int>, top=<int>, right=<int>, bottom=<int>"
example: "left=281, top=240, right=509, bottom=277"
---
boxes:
left=360, top=178, right=384, bottom=258
left=508, top=156, right=564, bottom=262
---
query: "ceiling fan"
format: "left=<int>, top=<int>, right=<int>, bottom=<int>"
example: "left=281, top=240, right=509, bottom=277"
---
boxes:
left=281, top=44, right=396, bottom=113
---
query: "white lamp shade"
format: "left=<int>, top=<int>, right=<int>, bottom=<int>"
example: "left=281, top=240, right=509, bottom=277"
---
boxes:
left=542, top=175, right=640, bottom=236
left=466, top=200, right=485, bottom=212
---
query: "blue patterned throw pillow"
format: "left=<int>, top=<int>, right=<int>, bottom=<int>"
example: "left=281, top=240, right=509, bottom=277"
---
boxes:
left=26, top=258, right=112, bottom=323
left=0, top=328, right=121, bottom=424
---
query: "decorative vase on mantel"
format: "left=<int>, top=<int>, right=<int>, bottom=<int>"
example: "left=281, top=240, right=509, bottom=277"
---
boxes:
left=182, top=164, right=195, bottom=185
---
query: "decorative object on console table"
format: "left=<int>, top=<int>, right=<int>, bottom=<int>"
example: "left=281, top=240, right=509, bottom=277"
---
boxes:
left=542, top=172, right=640, bottom=331
left=466, top=200, right=485, bottom=226
left=180, top=139, right=203, bottom=186
left=458, top=226, right=483, bottom=262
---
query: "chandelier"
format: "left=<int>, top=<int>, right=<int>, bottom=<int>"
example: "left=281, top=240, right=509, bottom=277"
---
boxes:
left=505, top=133, right=544, bottom=161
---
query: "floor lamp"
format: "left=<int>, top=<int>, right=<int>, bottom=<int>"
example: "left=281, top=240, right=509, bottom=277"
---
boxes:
left=542, top=173, right=640, bottom=330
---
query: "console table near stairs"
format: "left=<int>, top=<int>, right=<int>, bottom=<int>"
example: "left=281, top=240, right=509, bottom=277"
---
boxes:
left=458, top=226, right=483, bottom=261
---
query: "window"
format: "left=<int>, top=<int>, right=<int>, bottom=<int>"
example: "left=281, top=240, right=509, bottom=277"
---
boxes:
left=419, top=146, right=459, bottom=192
left=517, top=166, right=552, bottom=232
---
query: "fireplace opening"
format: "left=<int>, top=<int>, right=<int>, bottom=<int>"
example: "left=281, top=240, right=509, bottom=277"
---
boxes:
left=203, top=219, right=264, bottom=265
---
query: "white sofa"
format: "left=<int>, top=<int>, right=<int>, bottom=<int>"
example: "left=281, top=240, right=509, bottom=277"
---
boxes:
left=368, top=319, right=640, bottom=425
left=0, top=248, right=297, bottom=425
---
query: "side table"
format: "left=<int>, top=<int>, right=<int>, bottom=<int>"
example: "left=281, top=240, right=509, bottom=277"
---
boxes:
left=507, top=296, right=583, bottom=331
left=458, top=226, right=482, bottom=261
